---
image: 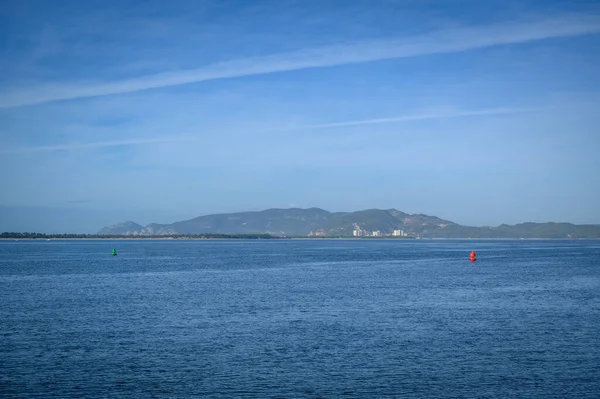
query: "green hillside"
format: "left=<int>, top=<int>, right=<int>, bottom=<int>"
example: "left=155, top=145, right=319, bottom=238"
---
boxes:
left=96, top=208, right=600, bottom=239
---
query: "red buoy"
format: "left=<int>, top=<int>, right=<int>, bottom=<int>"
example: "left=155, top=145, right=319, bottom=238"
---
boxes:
left=469, top=251, right=477, bottom=262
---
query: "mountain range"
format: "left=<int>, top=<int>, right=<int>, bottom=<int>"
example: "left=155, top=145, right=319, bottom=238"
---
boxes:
left=98, top=208, right=600, bottom=239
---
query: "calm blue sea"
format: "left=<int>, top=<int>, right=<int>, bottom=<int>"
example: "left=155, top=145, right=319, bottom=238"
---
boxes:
left=1, top=239, right=599, bottom=398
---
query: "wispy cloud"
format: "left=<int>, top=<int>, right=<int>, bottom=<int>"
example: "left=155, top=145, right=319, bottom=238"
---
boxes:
left=0, top=105, right=562, bottom=155
left=67, top=199, right=92, bottom=205
left=1, top=14, right=599, bottom=108
left=0, top=136, right=193, bottom=154
left=272, top=107, right=550, bottom=131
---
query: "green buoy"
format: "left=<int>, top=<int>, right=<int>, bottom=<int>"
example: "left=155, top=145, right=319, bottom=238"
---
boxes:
left=111, top=248, right=117, bottom=256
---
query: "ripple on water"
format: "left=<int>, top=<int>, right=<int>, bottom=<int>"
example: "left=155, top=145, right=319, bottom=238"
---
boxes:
left=1, top=239, right=599, bottom=397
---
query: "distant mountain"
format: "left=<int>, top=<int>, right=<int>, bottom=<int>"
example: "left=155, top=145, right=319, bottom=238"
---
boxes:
left=97, top=208, right=600, bottom=238
left=97, top=221, right=145, bottom=235
left=99, top=208, right=333, bottom=236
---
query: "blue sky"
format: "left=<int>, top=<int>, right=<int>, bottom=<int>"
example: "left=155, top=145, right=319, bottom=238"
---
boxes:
left=1, top=0, right=599, bottom=231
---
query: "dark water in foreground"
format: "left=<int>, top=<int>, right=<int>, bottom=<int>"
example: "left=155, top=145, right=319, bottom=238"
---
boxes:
left=1, top=239, right=599, bottom=398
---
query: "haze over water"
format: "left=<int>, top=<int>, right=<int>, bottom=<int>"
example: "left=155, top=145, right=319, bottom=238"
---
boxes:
left=1, top=239, right=599, bottom=397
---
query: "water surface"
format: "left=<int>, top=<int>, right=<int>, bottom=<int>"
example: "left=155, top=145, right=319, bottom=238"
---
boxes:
left=1, top=239, right=599, bottom=398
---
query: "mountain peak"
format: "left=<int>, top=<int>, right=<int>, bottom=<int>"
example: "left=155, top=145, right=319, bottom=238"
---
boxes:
left=98, top=221, right=144, bottom=235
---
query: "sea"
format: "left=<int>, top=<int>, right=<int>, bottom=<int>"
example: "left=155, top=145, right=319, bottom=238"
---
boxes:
left=1, top=239, right=599, bottom=398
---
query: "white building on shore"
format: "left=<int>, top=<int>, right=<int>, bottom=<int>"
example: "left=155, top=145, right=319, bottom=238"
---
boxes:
left=353, top=229, right=364, bottom=237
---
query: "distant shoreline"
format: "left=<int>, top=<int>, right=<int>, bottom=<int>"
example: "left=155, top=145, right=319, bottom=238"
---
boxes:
left=0, top=236, right=416, bottom=241
left=1, top=238, right=296, bottom=241
left=1, top=237, right=596, bottom=241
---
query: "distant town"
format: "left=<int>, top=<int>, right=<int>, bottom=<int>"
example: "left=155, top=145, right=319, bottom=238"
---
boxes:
left=351, top=223, right=410, bottom=237
left=353, top=228, right=410, bottom=238
left=308, top=223, right=411, bottom=238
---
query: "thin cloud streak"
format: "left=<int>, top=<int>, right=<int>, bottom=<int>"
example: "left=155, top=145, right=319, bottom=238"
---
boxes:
left=0, top=105, right=561, bottom=154
left=0, top=136, right=193, bottom=154
left=1, top=14, right=599, bottom=108
left=273, top=106, right=551, bottom=131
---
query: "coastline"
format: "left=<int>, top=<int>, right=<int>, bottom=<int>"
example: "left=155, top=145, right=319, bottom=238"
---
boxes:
left=1, top=237, right=596, bottom=241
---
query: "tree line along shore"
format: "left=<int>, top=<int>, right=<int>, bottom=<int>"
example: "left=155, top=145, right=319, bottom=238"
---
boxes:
left=0, top=232, right=279, bottom=240
left=0, top=232, right=419, bottom=240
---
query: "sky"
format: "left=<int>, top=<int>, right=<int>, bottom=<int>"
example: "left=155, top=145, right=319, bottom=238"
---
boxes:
left=1, top=0, right=599, bottom=232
